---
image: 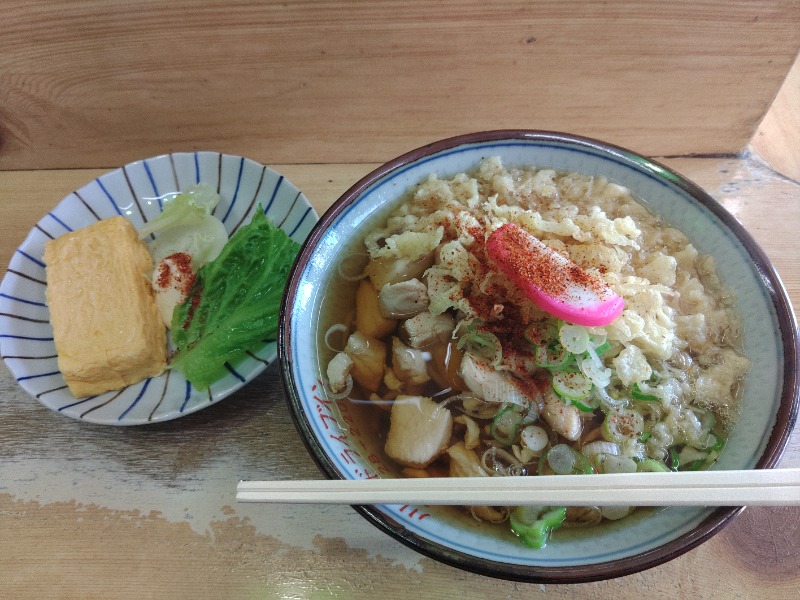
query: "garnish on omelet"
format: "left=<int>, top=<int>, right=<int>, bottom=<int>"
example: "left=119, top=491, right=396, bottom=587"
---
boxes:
left=140, top=184, right=229, bottom=327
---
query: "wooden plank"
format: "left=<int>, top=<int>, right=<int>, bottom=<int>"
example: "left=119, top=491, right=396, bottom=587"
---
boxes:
left=1, top=1, right=799, bottom=170
left=751, top=53, right=800, bottom=181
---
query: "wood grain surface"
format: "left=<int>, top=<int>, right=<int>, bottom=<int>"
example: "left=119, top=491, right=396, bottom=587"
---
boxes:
left=1, top=156, right=798, bottom=599
left=752, top=54, right=800, bottom=181
left=1, top=1, right=799, bottom=170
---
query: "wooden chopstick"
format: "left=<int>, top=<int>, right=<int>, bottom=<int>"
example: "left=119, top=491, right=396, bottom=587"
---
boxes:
left=237, top=468, right=800, bottom=506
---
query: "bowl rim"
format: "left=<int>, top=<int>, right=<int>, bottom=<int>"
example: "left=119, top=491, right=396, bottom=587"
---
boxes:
left=279, top=129, right=800, bottom=583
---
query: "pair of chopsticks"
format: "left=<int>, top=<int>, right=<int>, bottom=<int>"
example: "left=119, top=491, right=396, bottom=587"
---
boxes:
left=236, top=468, right=800, bottom=507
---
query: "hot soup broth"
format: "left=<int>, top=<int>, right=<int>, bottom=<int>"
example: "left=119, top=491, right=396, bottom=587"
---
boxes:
left=320, top=158, right=749, bottom=548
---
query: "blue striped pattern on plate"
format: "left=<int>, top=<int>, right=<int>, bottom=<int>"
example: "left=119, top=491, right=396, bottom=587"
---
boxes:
left=0, top=152, right=318, bottom=425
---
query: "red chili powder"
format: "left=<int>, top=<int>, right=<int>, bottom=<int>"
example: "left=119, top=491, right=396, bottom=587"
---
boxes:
left=158, top=252, right=196, bottom=296
left=490, top=224, right=608, bottom=304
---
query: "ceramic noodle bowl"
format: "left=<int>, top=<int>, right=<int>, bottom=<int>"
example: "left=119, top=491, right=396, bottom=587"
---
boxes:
left=279, top=131, right=799, bottom=583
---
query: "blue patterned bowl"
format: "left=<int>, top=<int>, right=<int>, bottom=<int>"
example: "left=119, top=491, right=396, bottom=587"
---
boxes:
left=279, top=131, right=799, bottom=582
left=0, top=152, right=317, bottom=425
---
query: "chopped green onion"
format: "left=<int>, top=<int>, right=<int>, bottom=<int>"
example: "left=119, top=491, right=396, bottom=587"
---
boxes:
left=593, top=385, right=625, bottom=409
left=543, top=444, right=595, bottom=475
left=668, top=447, right=680, bottom=471
left=601, top=408, right=644, bottom=443
left=708, top=433, right=726, bottom=453
left=693, top=407, right=717, bottom=433
left=534, top=343, right=573, bottom=371
left=578, top=354, right=612, bottom=388
left=490, top=405, right=524, bottom=446
left=524, top=321, right=549, bottom=346
left=509, top=506, right=567, bottom=549
left=638, top=431, right=652, bottom=443
left=593, top=341, right=611, bottom=356
left=683, top=459, right=705, bottom=471
left=571, top=394, right=601, bottom=412
left=520, top=425, right=549, bottom=453
left=677, top=445, right=710, bottom=470
left=552, top=371, right=592, bottom=400
left=544, top=444, right=576, bottom=475
left=637, top=458, right=669, bottom=472
left=631, top=383, right=660, bottom=402
left=558, top=324, right=590, bottom=354
left=572, top=450, right=595, bottom=475
left=703, top=450, right=721, bottom=469
left=601, top=455, right=638, bottom=474
left=457, top=320, right=503, bottom=367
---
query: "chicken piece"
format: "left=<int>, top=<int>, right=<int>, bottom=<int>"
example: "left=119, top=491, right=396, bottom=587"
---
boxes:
left=355, top=280, right=396, bottom=339
left=326, top=351, right=354, bottom=394
left=542, top=389, right=582, bottom=441
left=496, top=348, right=537, bottom=378
left=391, top=337, right=431, bottom=385
left=385, top=396, right=453, bottom=468
left=344, top=331, right=387, bottom=393
left=402, top=311, right=455, bottom=348
left=365, top=252, right=434, bottom=289
left=458, top=352, right=535, bottom=407
left=379, top=278, right=429, bottom=318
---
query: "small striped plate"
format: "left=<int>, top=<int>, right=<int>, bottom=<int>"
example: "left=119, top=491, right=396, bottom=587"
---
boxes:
left=0, top=152, right=318, bottom=425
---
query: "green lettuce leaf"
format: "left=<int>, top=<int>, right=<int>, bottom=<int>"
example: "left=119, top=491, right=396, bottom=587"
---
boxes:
left=139, top=183, right=220, bottom=238
left=170, top=207, right=300, bottom=388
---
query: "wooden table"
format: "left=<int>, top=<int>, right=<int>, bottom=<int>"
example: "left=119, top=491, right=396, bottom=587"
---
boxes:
left=1, top=156, right=798, bottom=598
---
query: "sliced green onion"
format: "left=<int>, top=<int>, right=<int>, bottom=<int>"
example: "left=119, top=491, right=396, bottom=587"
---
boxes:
left=601, top=455, right=638, bottom=474
left=534, top=343, right=573, bottom=371
left=578, top=355, right=612, bottom=388
left=545, top=444, right=576, bottom=475
left=638, top=431, right=652, bottom=443
left=693, top=407, right=717, bottom=433
left=708, top=433, right=726, bottom=453
left=631, top=383, right=660, bottom=402
left=524, top=321, right=550, bottom=345
left=552, top=371, right=592, bottom=400
left=581, top=440, right=620, bottom=458
left=703, top=449, right=721, bottom=469
left=593, top=385, right=625, bottom=409
left=683, top=459, right=705, bottom=471
left=558, top=324, right=590, bottom=354
left=668, top=447, right=680, bottom=471
left=637, top=458, right=669, bottom=472
left=509, top=506, right=567, bottom=549
left=520, top=425, right=549, bottom=453
left=678, top=445, right=710, bottom=470
left=601, top=408, right=645, bottom=443
left=490, top=405, right=524, bottom=446
left=544, top=444, right=595, bottom=475
left=571, top=394, right=601, bottom=412
left=572, top=449, right=595, bottom=475
left=593, top=341, right=611, bottom=355
left=457, top=322, right=503, bottom=367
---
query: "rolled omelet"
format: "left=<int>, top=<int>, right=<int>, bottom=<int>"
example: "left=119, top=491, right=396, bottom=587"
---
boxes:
left=44, top=216, right=167, bottom=398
